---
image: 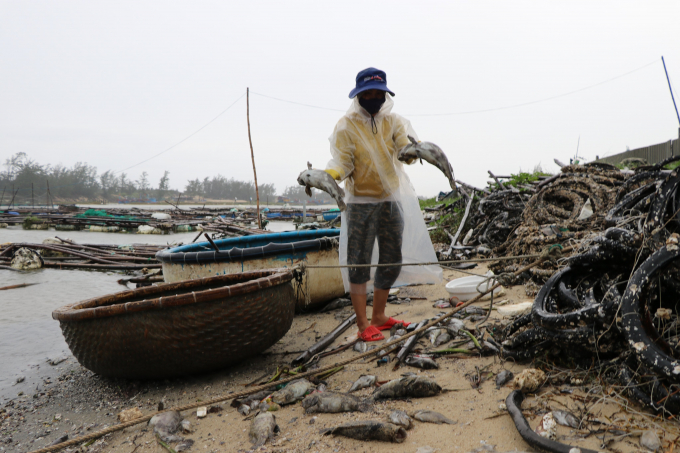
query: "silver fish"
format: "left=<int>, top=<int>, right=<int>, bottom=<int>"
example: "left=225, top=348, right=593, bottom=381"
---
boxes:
left=149, top=411, right=183, bottom=443
left=404, top=356, right=439, bottom=370
left=270, top=378, right=316, bottom=406
left=397, top=136, right=455, bottom=190
left=434, top=332, right=451, bottom=346
left=411, top=410, right=456, bottom=425
left=447, top=318, right=465, bottom=335
left=495, top=370, right=514, bottom=389
left=297, top=162, right=347, bottom=211
left=248, top=412, right=279, bottom=447
left=389, top=323, right=406, bottom=337
left=371, top=376, right=441, bottom=401
left=237, top=404, right=250, bottom=416
left=354, top=341, right=367, bottom=353
left=349, top=375, right=377, bottom=392
left=427, top=328, right=444, bottom=345
left=387, top=410, right=413, bottom=430
left=301, top=391, right=371, bottom=414
left=322, top=421, right=407, bottom=443
left=552, top=410, right=580, bottom=429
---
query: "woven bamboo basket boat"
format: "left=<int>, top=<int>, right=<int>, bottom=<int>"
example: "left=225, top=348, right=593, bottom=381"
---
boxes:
left=52, top=268, right=296, bottom=379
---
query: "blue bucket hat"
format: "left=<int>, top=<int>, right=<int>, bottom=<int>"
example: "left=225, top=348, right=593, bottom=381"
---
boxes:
left=348, top=67, right=395, bottom=99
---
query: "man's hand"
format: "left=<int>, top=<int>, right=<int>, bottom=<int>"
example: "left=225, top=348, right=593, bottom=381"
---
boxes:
left=325, top=169, right=341, bottom=180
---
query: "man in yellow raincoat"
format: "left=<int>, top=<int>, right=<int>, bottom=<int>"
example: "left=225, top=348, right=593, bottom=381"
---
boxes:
left=325, top=68, right=441, bottom=342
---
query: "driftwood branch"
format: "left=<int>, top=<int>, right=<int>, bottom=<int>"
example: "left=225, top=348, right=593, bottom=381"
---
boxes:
left=487, top=171, right=506, bottom=190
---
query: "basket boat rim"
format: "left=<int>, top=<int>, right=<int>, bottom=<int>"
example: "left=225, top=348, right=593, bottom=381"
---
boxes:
left=52, top=268, right=294, bottom=323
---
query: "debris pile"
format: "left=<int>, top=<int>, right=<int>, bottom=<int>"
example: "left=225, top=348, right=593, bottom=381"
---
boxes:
left=490, top=163, right=626, bottom=287
left=498, top=162, right=680, bottom=417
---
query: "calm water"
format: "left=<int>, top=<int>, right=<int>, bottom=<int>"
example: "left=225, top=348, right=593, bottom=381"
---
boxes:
left=76, top=203, right=336, bottom=210
left=0, top=221, right=295, bottom=398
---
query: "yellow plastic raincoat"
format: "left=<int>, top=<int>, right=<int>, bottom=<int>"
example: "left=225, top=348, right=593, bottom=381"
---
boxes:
left=326, top=95, right=442, bottom=291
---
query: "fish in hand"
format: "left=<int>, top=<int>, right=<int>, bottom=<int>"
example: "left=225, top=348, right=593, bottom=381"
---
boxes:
left=297, top=162, right=347, bottom=211
left=397, top=136, right=455, bottom=190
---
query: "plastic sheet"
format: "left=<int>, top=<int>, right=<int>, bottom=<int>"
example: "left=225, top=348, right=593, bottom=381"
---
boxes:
left=326, top=95, right=441, bottom=292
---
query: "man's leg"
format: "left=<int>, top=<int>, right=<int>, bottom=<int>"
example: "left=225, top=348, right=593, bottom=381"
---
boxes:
left=373, top=202, right=404, bottom=327
left=350, top=283, right=370, bottom=333
left=346, top=204, right=377, bottom=334
left=369, top=288, right=390, bottom=327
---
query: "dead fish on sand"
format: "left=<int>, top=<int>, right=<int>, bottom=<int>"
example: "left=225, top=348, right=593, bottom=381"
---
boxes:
left=387, top=410, right=413, bottom=430
left=249, top=412, right=279, bottom=447
left=427, top=328, right=444, bottom=344
left=270, top=378, right=316, bottom=406
left=405, top=356, right=438, bottom=370
left=411, top=410, right=456, bottom=425
left=354, top=341, right=377, bottom=354
left=552, top=410, right=580, bottom=429
left=297, top=162, right=346, bottom=211
left=389, top=323, right=405, bottom=337
left=447, top=318, right=465, bottom=335
left=495, top=370, right=514, bottom=389
left=397, top=136, right=455, bottom=190
left=301, top=392, right=371, bottom=414
left=372, top=376, right=441, bottom=401
left=434, top=332, right=451, bottom=346
left=322, top=421, right=407, bottom=443
left=349, top=375, right=377, bottom=392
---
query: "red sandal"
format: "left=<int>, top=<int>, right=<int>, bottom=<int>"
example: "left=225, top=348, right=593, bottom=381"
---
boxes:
left=358, top=325, right=385, bottom=342
left=375, top=317, right=411, bottom=331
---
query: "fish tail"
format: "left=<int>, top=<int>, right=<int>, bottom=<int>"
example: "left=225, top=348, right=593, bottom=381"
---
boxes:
left=338, top=199, right=347, bottom=212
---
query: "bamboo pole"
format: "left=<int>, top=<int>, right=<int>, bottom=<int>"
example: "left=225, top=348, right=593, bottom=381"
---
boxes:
left=8, top=186, right=19, bottom=210
left=246, top=88, right=262, bottom=229
left=46, top=180, right=53, bottom=209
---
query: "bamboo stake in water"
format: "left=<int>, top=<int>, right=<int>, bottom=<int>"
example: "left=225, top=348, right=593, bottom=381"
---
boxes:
left=246, top=88, right=262, bottom=230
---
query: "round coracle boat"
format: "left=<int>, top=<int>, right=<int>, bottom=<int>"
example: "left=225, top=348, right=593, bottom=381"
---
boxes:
left=52, top=268, right=296, bottom=379
left=155, top=229, right=344, bottom=311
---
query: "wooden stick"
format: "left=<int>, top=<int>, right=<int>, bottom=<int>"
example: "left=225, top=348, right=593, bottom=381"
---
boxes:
left=246, top=88, right=262, bottom=230
left=0, top=283, right=39, bottom=291
left=448, top=190, right=474, bottom=256
left=488, top=171, right=506, bottom=190
left=203, top=233, right=220, bottom=252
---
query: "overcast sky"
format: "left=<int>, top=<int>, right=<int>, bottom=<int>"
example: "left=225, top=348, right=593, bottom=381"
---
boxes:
left=1, top=1, right=679, bottom=197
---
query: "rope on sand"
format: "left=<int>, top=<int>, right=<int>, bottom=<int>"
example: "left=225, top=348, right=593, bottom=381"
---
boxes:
left=27, top=246, right=571, bottom=453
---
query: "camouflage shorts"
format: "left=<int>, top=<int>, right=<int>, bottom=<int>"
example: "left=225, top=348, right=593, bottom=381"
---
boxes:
left=346, top=202, right=404, bottom=289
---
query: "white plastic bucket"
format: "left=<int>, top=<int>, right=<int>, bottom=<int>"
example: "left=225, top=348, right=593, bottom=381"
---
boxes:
left=445, top=271, right=502, bottom=301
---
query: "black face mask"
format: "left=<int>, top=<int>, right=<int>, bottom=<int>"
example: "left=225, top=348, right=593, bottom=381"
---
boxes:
left=359, top=96, right=385, bottom=116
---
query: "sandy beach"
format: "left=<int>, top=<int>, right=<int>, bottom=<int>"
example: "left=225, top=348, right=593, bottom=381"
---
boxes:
left=3, top=264, right=678, bottom=453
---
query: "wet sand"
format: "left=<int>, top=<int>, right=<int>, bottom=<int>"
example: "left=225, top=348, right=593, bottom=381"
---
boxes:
left=2, top=265, right=678, bottom=453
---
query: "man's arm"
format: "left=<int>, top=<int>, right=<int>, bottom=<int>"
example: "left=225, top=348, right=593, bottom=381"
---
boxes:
left=326, top=123, right=355, bottom=180
left=393, top=115, right=418, bottom=165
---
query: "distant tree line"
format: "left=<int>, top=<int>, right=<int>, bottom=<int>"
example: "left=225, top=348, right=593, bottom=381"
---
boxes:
left=1, top=152, right=332, bottom=206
